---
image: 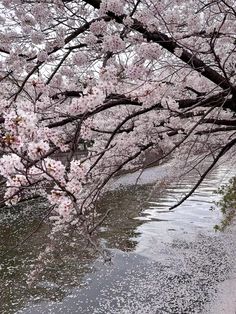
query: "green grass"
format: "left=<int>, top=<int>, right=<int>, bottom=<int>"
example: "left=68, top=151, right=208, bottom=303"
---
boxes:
left=214, top=177, right=236, bottom=231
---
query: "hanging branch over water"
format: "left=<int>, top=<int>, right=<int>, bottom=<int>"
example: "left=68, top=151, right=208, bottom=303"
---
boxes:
left=0, top=0, right=235, bottom=262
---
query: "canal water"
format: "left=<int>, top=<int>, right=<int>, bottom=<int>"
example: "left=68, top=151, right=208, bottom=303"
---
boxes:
left=0, top=160, right=236, bottom=313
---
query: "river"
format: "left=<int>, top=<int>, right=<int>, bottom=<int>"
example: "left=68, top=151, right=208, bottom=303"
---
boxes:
left=0, top=160, right=236, bottom=314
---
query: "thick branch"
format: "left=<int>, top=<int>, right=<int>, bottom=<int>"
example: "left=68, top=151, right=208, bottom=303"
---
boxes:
left=82, top=0, right=234, bottom=92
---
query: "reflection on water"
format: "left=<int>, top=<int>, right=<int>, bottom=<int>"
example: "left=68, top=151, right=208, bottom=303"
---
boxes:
left=135, top=166, right=230, bottom=260
left=0, top=161, right=235, bottom=313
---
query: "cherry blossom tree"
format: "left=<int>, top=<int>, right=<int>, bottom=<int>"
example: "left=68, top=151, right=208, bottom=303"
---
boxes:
left=0, top=0, right=236, bottom=257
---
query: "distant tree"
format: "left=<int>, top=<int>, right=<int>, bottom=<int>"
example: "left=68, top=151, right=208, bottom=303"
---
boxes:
left=0, top=0, right=236, bottom=255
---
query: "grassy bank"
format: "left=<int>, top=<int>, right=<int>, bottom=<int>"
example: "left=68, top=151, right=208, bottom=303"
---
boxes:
left=214, top=177, right=236, bottom=231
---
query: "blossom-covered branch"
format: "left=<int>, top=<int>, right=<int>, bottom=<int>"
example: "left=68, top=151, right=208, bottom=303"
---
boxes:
left=0, top=0, right=235, bottom=261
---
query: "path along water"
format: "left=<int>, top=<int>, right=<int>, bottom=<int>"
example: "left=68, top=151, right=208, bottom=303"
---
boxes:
left=1, top=159, right=236, bottom=314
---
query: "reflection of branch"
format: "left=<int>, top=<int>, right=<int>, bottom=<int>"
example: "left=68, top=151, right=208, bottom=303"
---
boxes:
left=169, top=137, right=236, bottom=210
left=84, top=230, right=111, bottom=262
left=0, top=205, right=55, bottom=260
left=88, top=208, right=111, bottom=235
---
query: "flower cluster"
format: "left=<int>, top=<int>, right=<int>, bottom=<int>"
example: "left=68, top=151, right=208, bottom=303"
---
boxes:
left=90, top=20, right=107, bottom=35
left=100, top=0, right=124, bottom=16
left=137, top=43, right=162, bottom=61
left=103, top=34, right=125, bottom=53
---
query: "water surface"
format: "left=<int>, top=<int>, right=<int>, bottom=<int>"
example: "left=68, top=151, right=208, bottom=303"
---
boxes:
left=0, top=161, right=235, bottom=313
